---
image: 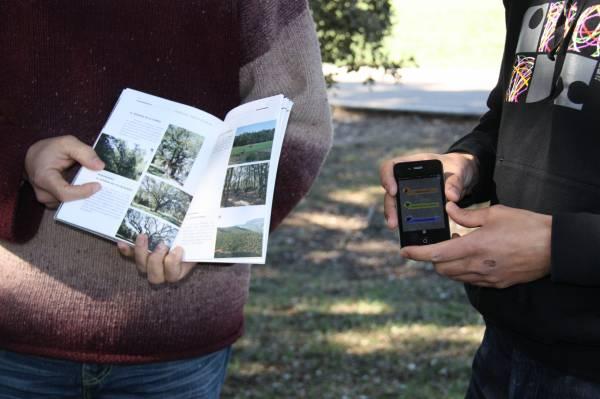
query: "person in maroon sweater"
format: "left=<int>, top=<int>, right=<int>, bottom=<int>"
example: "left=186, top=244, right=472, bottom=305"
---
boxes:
left=0, top=1, right=332, bottom=397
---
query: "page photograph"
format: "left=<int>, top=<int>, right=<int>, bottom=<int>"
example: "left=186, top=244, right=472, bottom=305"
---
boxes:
left=214, top=206, right=265, bottom=259
left=116, top=208, right=179, bottom=251
left=131, top=176, right=193, bottom=227
left=95, top=133, right=149, bottom=181
left=220, top=162, right=269, bottom=208
left=148, top=124, right=205, bottom=187
left=228, top=120, right=276, bottom=166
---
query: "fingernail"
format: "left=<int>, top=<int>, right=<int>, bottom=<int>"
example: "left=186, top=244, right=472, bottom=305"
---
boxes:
left=92, top=183, right=102, bottom=193
left=93, top=157, right=105, bottom=167
left=136, top=234, right=147, bottom=245
left=157, top=242, right=168, bottom=252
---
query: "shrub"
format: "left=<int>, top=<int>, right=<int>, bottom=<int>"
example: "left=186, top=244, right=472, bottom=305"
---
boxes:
left=310, top=0, right=415, bottom=83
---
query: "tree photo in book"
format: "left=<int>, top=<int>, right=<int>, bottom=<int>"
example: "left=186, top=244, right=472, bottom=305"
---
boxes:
left=228, top=120, right=276, bottom=165
left=95, top=133, right=147, bottom=181
left=131, top=176, right=192, bottom=227
left=221, top=163, right=269, bottom=207
left=116, top=208, right=178, bottom=251
left=215, top=217, right=264, bottom=258
left=148, top=125, right=204, bottom=186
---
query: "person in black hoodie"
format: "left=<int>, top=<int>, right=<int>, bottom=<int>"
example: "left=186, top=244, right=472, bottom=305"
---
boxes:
left=381, top=0, right=600, bottom=397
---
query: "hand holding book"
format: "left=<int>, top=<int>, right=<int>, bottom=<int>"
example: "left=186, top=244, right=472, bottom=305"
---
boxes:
left=117, top=235, right=195, bottom=284
left=25, top=135, right=105, bottom=208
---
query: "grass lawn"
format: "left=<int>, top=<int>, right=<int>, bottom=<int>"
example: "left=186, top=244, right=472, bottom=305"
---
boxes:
left=386, top=0, right=506, bottom=69
left=222, top=110, right=485, bottom=398
left=230, top=141, right=274, bottom=165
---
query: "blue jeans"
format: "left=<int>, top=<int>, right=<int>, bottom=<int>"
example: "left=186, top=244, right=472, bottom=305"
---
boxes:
left=466, top=326, right=600, bottom=399
left=0, top=346, right=231, bottom=399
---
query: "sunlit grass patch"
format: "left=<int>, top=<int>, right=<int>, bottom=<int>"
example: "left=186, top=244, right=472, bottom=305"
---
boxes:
left=329, top=300, right=394, bottom=316
left=329, top=323, right=483, bottom=355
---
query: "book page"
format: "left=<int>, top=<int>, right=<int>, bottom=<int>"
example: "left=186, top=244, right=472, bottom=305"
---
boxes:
left=172, top=127, right=236, bottom=259
left=177, top=95, right=292, bottom=264
left=55, top=89, right=225, bottom=250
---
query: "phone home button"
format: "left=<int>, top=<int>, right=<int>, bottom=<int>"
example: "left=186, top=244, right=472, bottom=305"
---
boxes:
left=422, top=238, right=429, bottom=244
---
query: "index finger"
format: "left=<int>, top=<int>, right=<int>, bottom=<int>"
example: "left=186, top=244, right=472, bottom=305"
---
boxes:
left=62, top=135, right=105, bottom=171
left=379, top=159, right=399, bottom=196
left=400, top=235, right=476, bottom=263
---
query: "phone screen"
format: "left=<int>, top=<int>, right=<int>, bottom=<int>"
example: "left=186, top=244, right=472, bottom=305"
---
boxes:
left=397, top=175, right=446, bottom=232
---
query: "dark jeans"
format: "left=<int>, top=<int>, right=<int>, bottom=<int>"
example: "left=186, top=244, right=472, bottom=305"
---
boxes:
left=466, top=326, right=600, bottom=399
left=0, top=346, right=231, bottom=399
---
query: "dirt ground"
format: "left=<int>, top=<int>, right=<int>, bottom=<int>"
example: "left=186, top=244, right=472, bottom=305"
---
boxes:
left=222, top=109, right=486, bottom=399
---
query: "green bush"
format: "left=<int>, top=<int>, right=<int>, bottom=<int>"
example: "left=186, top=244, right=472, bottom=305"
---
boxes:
left=310, top=0, right=415, bottom=80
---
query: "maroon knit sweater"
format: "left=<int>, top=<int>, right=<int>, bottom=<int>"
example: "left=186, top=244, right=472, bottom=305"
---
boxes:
left=0, top=1, right=328, bottom=363
left=1, top=1, right=241, bottom=242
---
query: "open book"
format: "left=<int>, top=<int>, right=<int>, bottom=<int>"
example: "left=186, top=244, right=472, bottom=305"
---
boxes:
left=56, top=89, right=292, bottom=264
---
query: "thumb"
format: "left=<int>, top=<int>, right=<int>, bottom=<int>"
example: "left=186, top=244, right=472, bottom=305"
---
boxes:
left=43, top=170, right=102, bottom=202
left=446, top=202, right=488, bottom=228
left=64, top=136, right=105, bottom=171
left=445, top=173, right=464, bottom=203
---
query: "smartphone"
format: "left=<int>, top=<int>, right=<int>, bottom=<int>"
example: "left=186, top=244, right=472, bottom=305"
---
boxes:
left=394, top=160, right=450, bottom=247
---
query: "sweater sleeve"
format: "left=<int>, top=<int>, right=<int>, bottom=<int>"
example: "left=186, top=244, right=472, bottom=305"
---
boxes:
left=0, top=125, right=45, bottom=243
left=239, top=0, right=333, bottom=231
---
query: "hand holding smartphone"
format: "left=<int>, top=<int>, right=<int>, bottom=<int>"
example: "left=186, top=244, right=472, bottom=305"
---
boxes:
left=394, top=160, right=451, bottom=247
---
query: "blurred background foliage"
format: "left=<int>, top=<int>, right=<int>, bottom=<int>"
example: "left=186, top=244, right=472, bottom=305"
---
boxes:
left=309, top=0, right=416, bottom=83
left=310, top=0, right=504, bottom=74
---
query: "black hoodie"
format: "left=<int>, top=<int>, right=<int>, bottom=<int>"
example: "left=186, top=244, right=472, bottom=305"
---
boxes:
left=449, top=0, right=600, bottom=381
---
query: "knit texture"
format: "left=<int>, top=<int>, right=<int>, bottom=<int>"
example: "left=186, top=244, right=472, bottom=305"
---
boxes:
left=240, top=7, right=333, bottom=230
left=0, top=0, right=332, bottom=363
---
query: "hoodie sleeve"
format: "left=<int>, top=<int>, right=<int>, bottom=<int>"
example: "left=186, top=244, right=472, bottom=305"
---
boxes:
left=446, top=85, right=502, bottom=206
left=239, top=0, right=333, bottom=231
left=446, top=0, right=514, bottom=206
left=0, top=124, right=45, bottom=242
left=551, top=215, right=600, bottom=286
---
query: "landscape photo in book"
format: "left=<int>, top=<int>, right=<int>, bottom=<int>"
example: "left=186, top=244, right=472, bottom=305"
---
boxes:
left=215, top=209, right=264, bottom=258
left=148, top=124, right=204, bottom=186
left=228, top=120, right=276, bottom=165
left=94, top=133, right=148, bottom=181
left=220, top=162, right=269, bottom=208
left=116, top=208, right=178, bottom=250
left=131, top=176, right=192, bottom=227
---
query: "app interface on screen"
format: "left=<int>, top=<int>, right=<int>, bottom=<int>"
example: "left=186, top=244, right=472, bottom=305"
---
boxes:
left=397, top=176, right=446, bottom=232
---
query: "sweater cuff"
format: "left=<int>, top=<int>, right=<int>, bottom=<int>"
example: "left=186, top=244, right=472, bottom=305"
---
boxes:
left=0, top=129, right=45, bottom=243
left=551, top=213, right=600, bottom=286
